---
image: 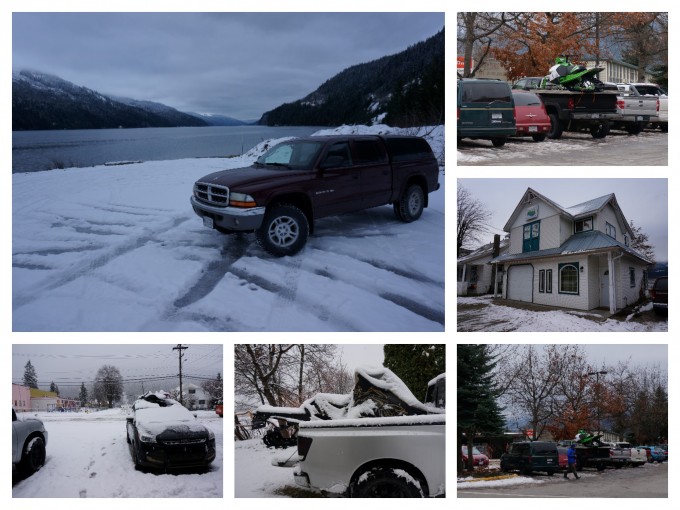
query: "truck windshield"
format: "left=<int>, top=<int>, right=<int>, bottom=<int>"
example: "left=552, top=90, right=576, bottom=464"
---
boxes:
left=256, top=141, right=324, bottom=170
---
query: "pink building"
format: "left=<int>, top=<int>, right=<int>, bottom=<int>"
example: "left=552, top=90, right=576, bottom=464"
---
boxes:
left=12, top=384, right=31, bottom=412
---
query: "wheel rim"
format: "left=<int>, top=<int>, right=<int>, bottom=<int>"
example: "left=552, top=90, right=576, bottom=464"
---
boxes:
left=268, top=216, right=299, bottom=247
left=407, top=190, right=422, bottom=216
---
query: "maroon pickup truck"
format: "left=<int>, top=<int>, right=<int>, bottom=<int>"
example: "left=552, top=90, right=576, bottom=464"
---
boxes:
left=190, top=135, right=440, bottom=256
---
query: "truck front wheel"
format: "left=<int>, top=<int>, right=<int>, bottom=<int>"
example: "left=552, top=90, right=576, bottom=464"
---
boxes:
left=20, top=437, right=46, bottom=475
left=394, top=184, right=424, bottom=223
left=257, top=204, right=309, bottom=257
left=351, top=467, right=424, bottom=498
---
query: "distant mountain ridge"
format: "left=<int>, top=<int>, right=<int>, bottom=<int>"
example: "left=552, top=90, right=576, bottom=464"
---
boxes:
left=258, top=28, right=444, bottom=127
left=12, top=70, right=209, bottom=131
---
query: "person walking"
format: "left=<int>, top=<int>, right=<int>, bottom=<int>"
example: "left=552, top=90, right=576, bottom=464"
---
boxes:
left=564, top=444, right=580, bottom=479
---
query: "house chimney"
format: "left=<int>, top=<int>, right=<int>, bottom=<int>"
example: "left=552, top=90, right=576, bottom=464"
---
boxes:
left=492, top=234, right=501, bottom=258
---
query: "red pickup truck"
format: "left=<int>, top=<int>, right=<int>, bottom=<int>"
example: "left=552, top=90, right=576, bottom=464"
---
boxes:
left=190, top=135, right=440, bottom=256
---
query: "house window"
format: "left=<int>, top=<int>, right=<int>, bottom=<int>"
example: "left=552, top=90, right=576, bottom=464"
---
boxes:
left=559, top=262, right=579, bottom=294
left=606, top=222, right=616, bottom=239
left=523, top=221, right=540, bottom=253
left=629, top=267, right=636, bottom=288
left=546, top=269, right=553, bottom=293
left=199, top=400, right=206, bottom=405
left=574, top=217, right=593, bottom=233
left=539, top=270, right=545, bottom=292
left=470, top=265, right=479, bottom=284
left=624, top=234, right=629, bottom=246
left=189, top=389, right=196, bottom=394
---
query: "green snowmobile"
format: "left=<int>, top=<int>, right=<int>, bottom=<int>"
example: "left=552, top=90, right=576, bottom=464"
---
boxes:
left=575, top=429, right=604, bottom=446
left=544, top=57, right=605, bottom=91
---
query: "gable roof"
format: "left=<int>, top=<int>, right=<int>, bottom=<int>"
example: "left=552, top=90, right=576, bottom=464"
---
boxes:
left=504, top=188, right=633, bottom=237
left=491, top=230, right=652, bottom=265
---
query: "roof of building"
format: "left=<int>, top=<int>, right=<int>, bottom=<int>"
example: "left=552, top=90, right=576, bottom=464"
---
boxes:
left=458, top=238, right=509, bottom=264
left=504, top=188, right=633, bottom=238
left=491, top=230, right=652, bottom=265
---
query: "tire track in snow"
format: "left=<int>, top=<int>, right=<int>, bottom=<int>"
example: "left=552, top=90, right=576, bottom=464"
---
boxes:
left=13, top=215, right=190, bottom=310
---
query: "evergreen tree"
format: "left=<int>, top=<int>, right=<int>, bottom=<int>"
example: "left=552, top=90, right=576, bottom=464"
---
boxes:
left=49, top=381, right=59, bottom=395
left=383, top=345, right=445, bottom=401
left=79, top=382, right=88, bottom=407
left=22, top=360, right=38, bottom=389
left=457, top=344, right=505, bottom=472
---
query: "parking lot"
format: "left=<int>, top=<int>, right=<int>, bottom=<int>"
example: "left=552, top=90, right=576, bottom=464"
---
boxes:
left=457, top=129, right=668, bottom=166
left=458, top=461, right=667, bottom=498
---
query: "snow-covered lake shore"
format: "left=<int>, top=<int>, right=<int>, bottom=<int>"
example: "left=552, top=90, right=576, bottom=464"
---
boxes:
left=12, top=125, right=445, bottom=332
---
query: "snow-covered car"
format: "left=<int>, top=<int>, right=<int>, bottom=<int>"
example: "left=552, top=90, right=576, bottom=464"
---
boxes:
left=126, top=392, right=216, bottom=471
left=12, top=408, right=48, bottom=476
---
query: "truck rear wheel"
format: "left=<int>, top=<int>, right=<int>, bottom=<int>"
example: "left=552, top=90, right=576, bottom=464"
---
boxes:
left=394, top=184, right=424, bottom=223
left=491, top=137, right=506, bottom=147
left=548, top=113, right=563, bottom=139
left=20, top=437, right=46, bottom=475
left=256, top=204, right=309, bottom=257
left=590, top=122, right=610, bottom=139
left=625, top=122, right=645, bottom=135
left=351, top=467, right=424, bottom=498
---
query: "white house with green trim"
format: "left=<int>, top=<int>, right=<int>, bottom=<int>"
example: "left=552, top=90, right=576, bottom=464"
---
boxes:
left=490, top=188, right=651, bottom=313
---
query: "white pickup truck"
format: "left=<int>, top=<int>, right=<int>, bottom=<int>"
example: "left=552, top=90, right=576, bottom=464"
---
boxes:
left=271, top=368, right=445, bottom=497
left=617, top=83, right=668, bottom=132
left=604, top=441, right=648, bottom=468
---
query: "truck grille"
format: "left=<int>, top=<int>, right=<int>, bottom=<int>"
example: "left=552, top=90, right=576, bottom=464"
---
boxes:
left=194, top=182, right=229, bottom=206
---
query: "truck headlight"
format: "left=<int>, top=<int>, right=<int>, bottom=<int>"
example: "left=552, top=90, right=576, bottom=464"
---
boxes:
left=229, top=192, right=257, bottom=208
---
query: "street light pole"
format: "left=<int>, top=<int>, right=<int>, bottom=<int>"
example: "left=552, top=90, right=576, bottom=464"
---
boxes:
left=588, top=370, right=608, bottom=435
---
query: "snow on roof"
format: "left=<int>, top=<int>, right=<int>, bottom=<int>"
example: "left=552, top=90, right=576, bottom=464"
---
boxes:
left=564, top=193, right=615, bottom=217
left=428, top=373, right=446, bottom=387
left=458, top=239, right=509, bottom=264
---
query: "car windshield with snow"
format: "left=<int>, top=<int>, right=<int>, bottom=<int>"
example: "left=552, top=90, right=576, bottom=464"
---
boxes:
left=126, top=392, right=216, bottom=472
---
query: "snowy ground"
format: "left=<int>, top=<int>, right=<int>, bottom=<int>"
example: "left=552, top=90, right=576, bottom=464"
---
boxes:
left=12, top=125, right=444, bottom=332
left=457, top=295, right=667, bottom=332
left=234, top=438, right=312, bottom=498
left=12, top=409, right=223, bottom=498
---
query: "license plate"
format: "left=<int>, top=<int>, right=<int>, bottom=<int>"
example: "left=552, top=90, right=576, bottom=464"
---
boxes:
left=492, top=113, right=502, bottom=119
left=636, top=116, right=644, bottom=121
left=528, top=126, right=538, bottom=132
left=591, top=113, right=600, bottom=119
left=203, top=216, right=214, bottom=229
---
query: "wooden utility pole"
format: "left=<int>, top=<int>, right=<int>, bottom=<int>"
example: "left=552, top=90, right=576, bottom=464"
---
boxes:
left=173, top=344, right=188, bottom=405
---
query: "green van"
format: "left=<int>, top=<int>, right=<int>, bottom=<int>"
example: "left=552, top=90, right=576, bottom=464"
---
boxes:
left=457, top=78, right=516, bottom=147
left=500, top=441, right=559, bottom=476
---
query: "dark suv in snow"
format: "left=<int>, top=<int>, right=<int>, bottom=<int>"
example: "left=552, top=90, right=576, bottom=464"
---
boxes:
left=650, top=276, right=668, bottom=315
left=190, top=135, right=439, bottom=256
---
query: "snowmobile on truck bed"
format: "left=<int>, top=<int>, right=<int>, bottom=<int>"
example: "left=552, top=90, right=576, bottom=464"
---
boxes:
left=544, top=56, right=606, bottom=91
left=252, top=367, right=443, bottom=449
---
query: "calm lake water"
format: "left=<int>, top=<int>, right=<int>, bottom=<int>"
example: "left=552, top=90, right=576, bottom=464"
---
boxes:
left=12, top=125, right=325, bottom=173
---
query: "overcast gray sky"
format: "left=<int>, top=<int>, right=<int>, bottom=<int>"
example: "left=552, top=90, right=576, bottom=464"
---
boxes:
left=12, top=344, right=223, bottom=398
left=12, top=12, right=444, bottom=120
left=458, top=178, right=669, bottom=261
left=338, top=344, right=385, bottom=371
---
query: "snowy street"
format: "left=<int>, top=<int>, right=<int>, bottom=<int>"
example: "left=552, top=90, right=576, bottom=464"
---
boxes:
left=12, top=125, right=445, bottom=332
left=12, top=409, right=223, bottom=497
left=457, top=295, right=667, bottom=332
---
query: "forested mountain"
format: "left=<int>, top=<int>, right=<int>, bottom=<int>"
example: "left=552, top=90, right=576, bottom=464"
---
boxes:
left=12, top=70, right=208, bottom=130
left=258, top=29, right=444, bottom=127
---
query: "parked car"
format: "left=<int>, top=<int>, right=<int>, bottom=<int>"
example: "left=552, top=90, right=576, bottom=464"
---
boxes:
left=511, top=90, right=552, bottom=142
left=512, top=76, right=544, bottom=90
left=500, top=441, right=559, bottom=475
left=650, top=276, right=668, bottom=315
left=638, top=446, right=666, bottom=463
left=461, top=445, right=489, bottom=467
left=215, top=402, right=223, bottom=418
left=557, top=446, right=568, bottom=470
left=126, top=392, right=216, bottom=471
left=12, top=408, right=48, bottom=476
left=458, top=78, right=516, bottom=147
